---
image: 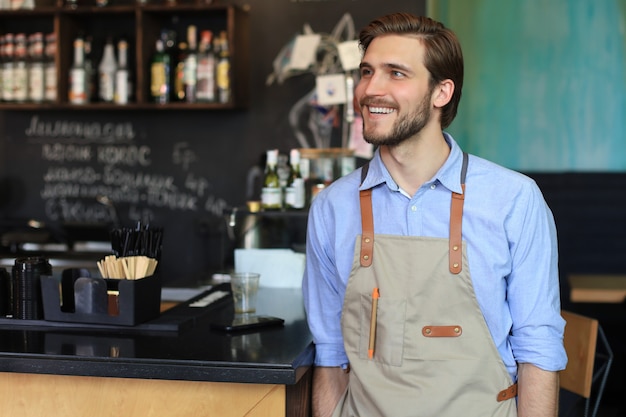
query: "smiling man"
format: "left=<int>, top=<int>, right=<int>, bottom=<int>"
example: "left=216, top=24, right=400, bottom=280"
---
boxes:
left=302, top=13, right=567, bottom=417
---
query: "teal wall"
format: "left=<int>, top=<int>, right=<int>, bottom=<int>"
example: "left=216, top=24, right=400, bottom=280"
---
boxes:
left=429, top=0, right=626, bottom=171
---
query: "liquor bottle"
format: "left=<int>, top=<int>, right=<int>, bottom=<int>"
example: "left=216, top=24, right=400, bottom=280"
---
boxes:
left=2, top=33, right=14, bottom=102
left=150, top=39, right=170, bottom=104
left=0, top=35, right=5, bottom=102
left=44, top=32, right=57, bottom=102
left=12, top=33, right=28, bottom=102
left=68, top=35, right=87, bottom=104
left=98, top=37, right=117, bottom=103
left=160, top=29, right=177, bottom=52
left=284, top=149, right=306, bottom=210
left=261, top=149, right=283, bottom=211
left=27, top=32, right=45, bottom=103
left=83, top=36, right=95, bottom=102
left=183, top=25, right=198, bottom=103
left=195, top=30, right=215, bottom=102
left=173, top=41, right=187, bottom=102
left=159, top=28, right=176, bottom=100
left=215, top=31, right=231, bottom=104
left=114, top=38, right=129, bottom=104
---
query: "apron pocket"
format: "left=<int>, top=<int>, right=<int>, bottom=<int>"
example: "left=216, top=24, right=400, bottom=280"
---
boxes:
left=358, top=293, right=406, bottom=366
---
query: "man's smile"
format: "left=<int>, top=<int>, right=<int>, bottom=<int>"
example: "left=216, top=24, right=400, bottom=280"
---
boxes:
left=367, top=106, right=396, bottom=114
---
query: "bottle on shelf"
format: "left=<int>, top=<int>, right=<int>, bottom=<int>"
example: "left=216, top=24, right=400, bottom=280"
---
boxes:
left=150, top=39, right=171, bottom=104
left=44, top=32, right=57, bottom=103
left=68, top=34, right=88, bottom=105
left=173, top=41, right=187, bottom=102
left=98, top=37, right=117, bottom=103
left=0, top=35, right=5, bottom=101
left=84, top=36, right=95, bottom=102
left=215, top=31, right=231, bottom=104
left=195, top=30, right=215, bottom=103
left=12, top=33, right=28, bottom=103
left=183, top=25, right=198, bottom=103
left=114, top=38, right=129, bottom=105
left=160, top=28, right=177, bottom=101
left=2, top=33, right=14, bottom=103
left=261, top=149, right=283, bottom=211
left=27, top=32, right=45, bottom=103
left=160, top=29, right=177, bottom=53
left=284, top=149, right=306, bottom=210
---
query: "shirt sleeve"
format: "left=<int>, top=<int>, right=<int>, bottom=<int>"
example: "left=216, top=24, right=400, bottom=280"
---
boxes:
left=505, top=180, right=568, bottom=372
left=302, top=193, right=349, bottom=367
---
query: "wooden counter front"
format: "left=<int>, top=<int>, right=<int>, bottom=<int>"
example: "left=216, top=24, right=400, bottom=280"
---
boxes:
left=0, top=370, right=311, bottom=417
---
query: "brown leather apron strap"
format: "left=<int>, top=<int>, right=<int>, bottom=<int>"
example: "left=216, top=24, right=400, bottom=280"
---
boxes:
left=359, top=163, right=374, bottom=267
left=359, top=188, right=374, bottom=267
left=449, top=152, right=468, bottom=274
left=449, top=184, right=465, bottom=274
left=359, top=153, right=469, bottom=271
left=497, top=383, right=518, bottom=402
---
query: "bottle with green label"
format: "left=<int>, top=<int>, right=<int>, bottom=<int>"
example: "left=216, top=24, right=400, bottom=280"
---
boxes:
left=215, top=31, right=230, bottom=104
left=150, top=39, right=170, bottom=104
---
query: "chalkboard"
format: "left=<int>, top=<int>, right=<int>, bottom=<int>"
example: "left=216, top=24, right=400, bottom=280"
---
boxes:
left=0, top=0, right=426, bottom=284
left=18, top=114, right=222, bottom=223
left=0, top=110, right=246, bottom=284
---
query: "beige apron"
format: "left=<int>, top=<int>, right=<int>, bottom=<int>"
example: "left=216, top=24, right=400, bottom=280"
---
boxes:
left=332, top=154, right=518, bottom=417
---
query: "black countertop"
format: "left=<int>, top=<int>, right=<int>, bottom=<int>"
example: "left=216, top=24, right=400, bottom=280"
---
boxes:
left=0, top=285, right=314, bottom=386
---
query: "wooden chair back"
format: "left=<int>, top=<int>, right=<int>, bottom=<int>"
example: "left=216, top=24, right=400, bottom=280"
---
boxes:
left=559, top=310, right=599, bottom=398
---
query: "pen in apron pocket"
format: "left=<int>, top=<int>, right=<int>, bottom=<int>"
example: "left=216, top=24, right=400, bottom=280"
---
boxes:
left=368, top=287, right=379, bottom=359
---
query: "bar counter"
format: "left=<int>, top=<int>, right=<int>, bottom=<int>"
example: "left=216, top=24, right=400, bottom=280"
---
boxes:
left=0, top=284, right=314, bottom=417
left=568, top=274, right=626, bottom=303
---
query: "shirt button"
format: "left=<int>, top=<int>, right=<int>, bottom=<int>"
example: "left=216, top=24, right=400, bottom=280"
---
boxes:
left=411, top=205, right=417, bottom=212
left=430, top=184, right=436, bottom=190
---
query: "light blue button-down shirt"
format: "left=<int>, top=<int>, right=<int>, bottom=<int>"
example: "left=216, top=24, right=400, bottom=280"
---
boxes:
left=302, top=133, right=567, bottom=381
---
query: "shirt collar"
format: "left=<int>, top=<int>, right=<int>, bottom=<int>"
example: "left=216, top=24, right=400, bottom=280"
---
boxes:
left=359, top=132, right=466, bottom=195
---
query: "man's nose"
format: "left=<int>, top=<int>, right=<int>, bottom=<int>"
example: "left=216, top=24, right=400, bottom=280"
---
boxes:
left=361, top=74, right=386, bottom=97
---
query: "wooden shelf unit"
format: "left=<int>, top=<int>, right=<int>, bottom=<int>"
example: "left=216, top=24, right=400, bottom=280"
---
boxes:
left=0, top=2, right=249, bottom=110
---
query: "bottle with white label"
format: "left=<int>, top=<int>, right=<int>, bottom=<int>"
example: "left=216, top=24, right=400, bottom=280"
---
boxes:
left=12, top=33, right=28, bottom=102
left=98, top=37, right=116, bottom=103
left=114, top=38, right=129, bottom=104
left=27, top=32, right=45, bottom=102
left=285, top=149, right=305, bottom=209
left=195, top=30, right=215, bottom=102
left=261, top=149, right=282, bottom=211
left=2, top=33, right=15, bottom=102
left=68, top=35, right=87, bottom=104
left=44, top=32, right=57, bottom=102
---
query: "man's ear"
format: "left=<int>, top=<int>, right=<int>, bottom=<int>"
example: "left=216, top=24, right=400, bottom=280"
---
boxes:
left=432, top=79, right=454, bottom=109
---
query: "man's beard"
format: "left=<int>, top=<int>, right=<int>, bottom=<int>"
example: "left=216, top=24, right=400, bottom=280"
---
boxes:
left=362, top=91, right=433, bottom=147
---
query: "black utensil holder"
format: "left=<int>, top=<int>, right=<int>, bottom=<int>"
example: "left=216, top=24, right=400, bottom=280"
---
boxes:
left=41, top=272, right=161, bottom=326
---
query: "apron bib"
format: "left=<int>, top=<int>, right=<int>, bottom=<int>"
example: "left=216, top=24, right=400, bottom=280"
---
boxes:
left=333, top=154, right=517, bottom=417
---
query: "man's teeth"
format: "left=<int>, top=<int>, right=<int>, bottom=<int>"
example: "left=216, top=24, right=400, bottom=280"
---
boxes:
left=369, top=106, right=395, bottom=114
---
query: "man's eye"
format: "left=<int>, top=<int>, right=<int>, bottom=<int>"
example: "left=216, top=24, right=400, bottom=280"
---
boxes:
left=392, top=71, right=405, bottom=78
left=360, top=68, right=372, bottom=76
